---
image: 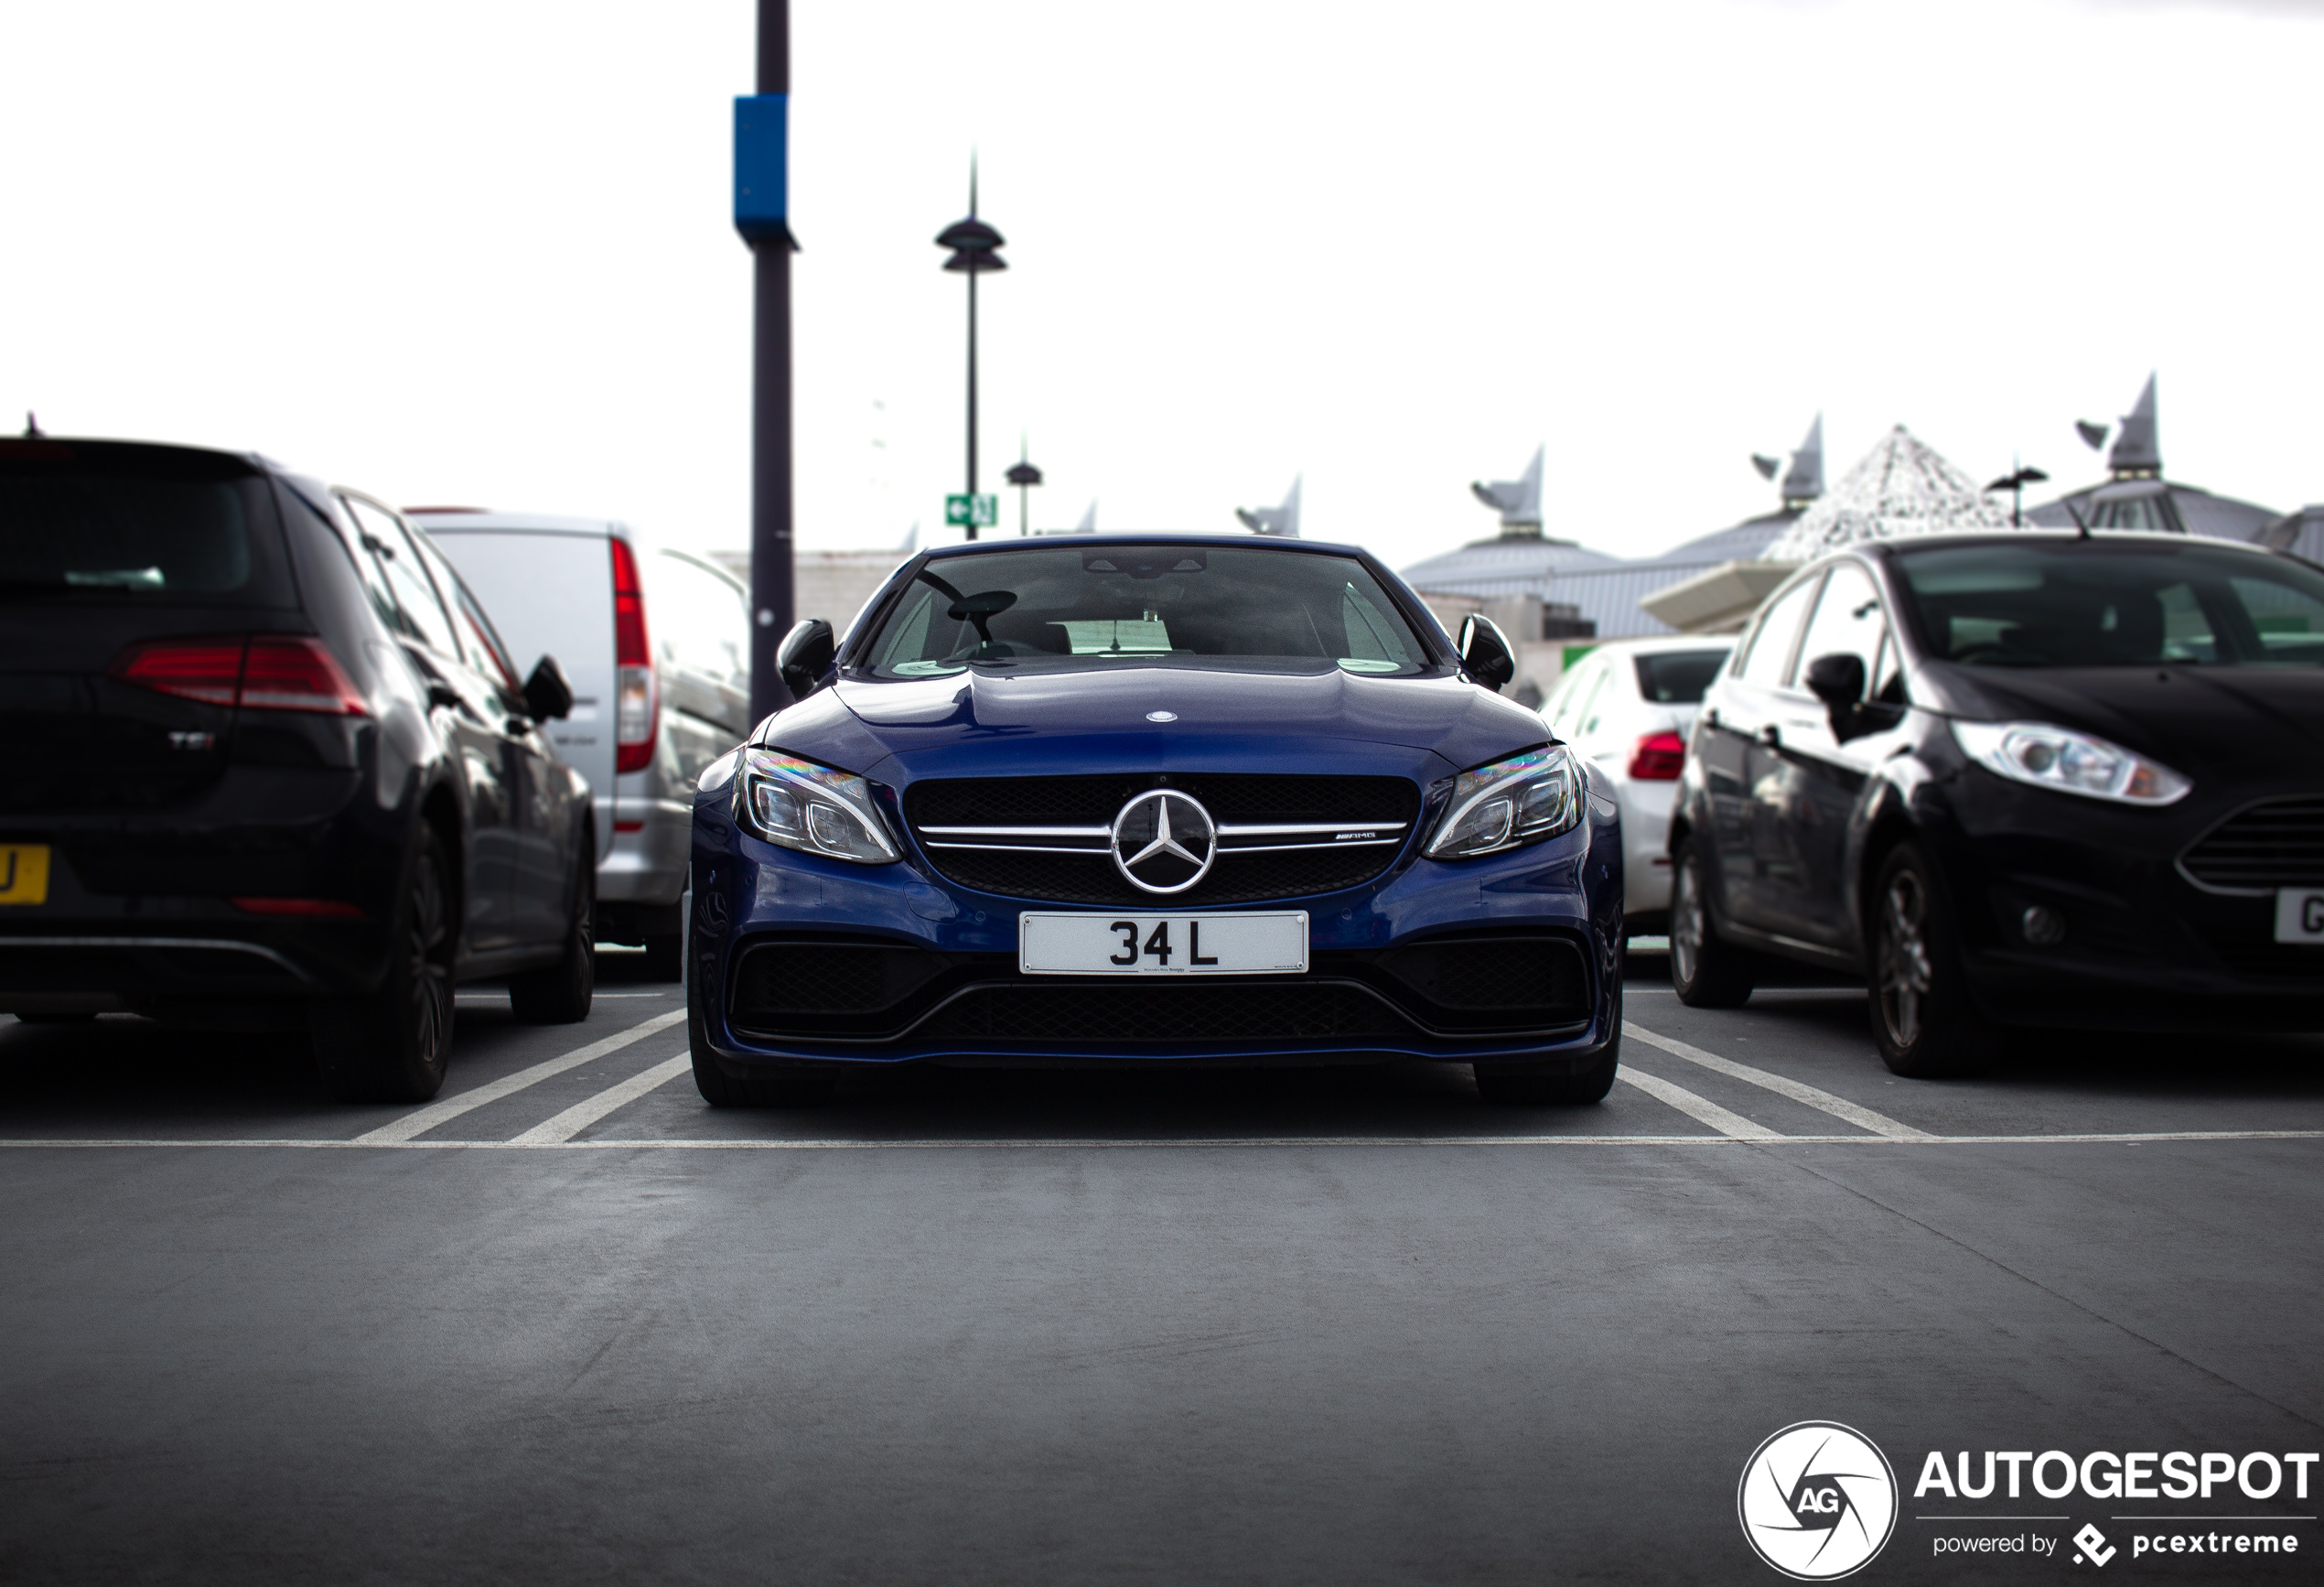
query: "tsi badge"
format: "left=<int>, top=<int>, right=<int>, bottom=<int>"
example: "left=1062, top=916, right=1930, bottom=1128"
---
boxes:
left=1738, top=1422, right=1899, bottom=1581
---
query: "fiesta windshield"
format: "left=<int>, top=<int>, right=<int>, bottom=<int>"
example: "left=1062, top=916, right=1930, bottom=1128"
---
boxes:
left=860, top=545, right=1427, bottom=677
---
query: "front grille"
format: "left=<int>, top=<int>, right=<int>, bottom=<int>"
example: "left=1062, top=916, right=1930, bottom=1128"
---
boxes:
left=2180, top=798, right=2324, bottom=892
left=927, top=980, right=1412, bottom=1042
left=904, top=773, right=1423, bottom=906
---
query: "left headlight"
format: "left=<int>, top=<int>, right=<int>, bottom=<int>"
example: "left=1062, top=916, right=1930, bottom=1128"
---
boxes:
left=1425, top=746, right=1583, bottom=859
left=732, top=749, right=899, bottom=863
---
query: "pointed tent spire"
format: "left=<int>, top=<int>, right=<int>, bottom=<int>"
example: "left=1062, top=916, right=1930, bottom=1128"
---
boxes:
left=2109, top=373, right=2160, bottom=478
left=1234, top=474, right=1303, bottom=537
left=1780, top=414, right=1824, bottom=509
left=1469, top=446, right=1544, bottom=536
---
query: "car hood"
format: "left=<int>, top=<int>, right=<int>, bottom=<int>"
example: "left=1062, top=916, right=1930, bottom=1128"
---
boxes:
left=1921, top=662, right=2324, bottom=780
left=752, top=663, right=1549, bottom=784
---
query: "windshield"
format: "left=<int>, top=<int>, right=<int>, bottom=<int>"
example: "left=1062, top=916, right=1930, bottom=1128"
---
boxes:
left=0, top=445, right=286, bottom=605
left=1890, top=541, right=2324, bottom=669
left=857, top=545, right=1433, bottom=678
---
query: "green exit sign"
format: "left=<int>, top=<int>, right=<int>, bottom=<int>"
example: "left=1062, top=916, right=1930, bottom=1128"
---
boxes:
left=945, top=493, right=998, bottom=528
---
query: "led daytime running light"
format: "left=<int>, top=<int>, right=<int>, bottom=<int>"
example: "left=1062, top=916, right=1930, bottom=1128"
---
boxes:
left=732, top=749, right=899, bottom=864
left=1425, top=745, right=1583, bottom=859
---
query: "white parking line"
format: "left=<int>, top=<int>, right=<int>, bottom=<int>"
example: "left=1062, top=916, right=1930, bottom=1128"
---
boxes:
left=3, top=1130, right=2319, bottom=1151
left=1618, top=1067, right=1785, bottom=1139
left=506, top=1053, right=692, bottom=1147
left=349, top=1009, right=689, bottom=1145
left=1625, top=1021, right=1934, bottom=1140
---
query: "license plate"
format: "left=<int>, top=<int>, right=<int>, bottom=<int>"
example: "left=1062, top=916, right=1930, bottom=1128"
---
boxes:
left=0, top=845, right=50, bottom=906
left=2275, top=889, right=2324, bottom=945
left=1019, top=912, right=1308, bottom=976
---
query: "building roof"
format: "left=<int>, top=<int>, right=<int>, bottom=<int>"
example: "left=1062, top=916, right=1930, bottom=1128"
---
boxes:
left=1397, top=534, right=1627, bottom=604
left=2027, top=372, right=2281, bottom=542
left=2025, top=480, right=2282, bottom=541
left=1759, top=425, right=2012, bottom=561
left=1547, top=511, right=1799, bottom=639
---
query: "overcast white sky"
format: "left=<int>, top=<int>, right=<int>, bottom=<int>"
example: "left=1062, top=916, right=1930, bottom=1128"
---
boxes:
left=5, top=0, right=2319, bottom=578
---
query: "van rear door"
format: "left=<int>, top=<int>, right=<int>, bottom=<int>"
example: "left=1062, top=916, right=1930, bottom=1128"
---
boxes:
left=425, top=527, right=617, bottom=863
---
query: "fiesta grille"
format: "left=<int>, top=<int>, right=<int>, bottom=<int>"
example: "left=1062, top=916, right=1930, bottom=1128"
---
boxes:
left=2179, top=798, right=2324, bottom=892
left=903, top=773, right=1422, bottom=906
left=927, top=980, right=1412, bottom=1043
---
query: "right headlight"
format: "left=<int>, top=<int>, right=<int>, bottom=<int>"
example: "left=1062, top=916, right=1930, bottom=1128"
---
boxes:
left=1950, top=719, right=2191, bottom=807
left=1424, top=746, right=1583, bottom=859
left=731, top=749, right=900, bottom=863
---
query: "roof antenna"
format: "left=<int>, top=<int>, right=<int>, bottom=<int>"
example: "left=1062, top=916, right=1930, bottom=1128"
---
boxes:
left=2063, top=497, right=2092, bottom=540
left=23, top=411, right=41, bottom=437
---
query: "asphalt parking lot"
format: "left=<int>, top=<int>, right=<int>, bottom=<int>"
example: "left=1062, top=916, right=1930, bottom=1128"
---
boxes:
left=3, top=952, right=2320, bottom=1585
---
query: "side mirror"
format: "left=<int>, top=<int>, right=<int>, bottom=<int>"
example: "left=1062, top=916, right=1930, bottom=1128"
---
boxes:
left=1802, top=652, right=1866, bottom=711
left=1458, top=613, right=1517, bottom=694
left=522, top=654, right=574, bottom=721
left=778, top=617, right=836, bottom=701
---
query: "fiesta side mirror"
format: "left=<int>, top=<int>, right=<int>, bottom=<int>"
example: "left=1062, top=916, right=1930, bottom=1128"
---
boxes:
left=522, top=654, right=575, bottom=721
left=778, top=618, right=836, bottom=701
left=1803, top=652, right=1866, bottom=712
left=1458, top=613, right=1518, bottom=694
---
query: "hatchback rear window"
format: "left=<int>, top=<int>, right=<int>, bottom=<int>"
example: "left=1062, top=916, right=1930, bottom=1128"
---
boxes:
left=1632, top=648, right=1731, bottom=703
left=1892, top=541, right=2324, bottom=668
left=0, top=443, right=290, bottom=606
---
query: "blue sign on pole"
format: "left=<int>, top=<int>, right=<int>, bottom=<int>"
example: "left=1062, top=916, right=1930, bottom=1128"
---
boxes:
left=734, top=94, right=789, bottom=243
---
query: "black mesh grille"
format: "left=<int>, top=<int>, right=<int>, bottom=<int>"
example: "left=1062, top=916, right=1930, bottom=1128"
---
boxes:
left=1376, top=935, right=1588, bottom=1018
left=906, top=773, right=1421, bottom=904
left=2181, top=798, right=2324, bottom=891
left=729, top=939, right=950, bottom=1035
left=927, top=979, right=1411, bottom=1042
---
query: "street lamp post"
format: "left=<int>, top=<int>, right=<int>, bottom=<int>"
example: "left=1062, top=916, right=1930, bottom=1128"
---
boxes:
left=936, top=169, right=1006, bottom=540
left=1985, top=464, right=2050, bottom=528
left=1005, top=450, right=1042, bottom=536
left=734, top=0, right=796, bottom=718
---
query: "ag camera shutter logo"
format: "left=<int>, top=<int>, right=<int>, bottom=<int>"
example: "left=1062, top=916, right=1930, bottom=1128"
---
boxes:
left=1738, top=1422, right=1899, bottom=1580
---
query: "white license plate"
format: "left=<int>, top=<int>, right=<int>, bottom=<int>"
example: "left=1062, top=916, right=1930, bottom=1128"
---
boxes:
left=2275, top=889, right=2324, bottom=945
left=1018, top=912, right=1309, bottom=976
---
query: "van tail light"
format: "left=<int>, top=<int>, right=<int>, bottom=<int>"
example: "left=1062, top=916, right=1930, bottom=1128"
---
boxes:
left=111, top=635, right=367, bottom=716
left=1627, top=730, right=1686, bottom=781
left=611, top=535, right=657, bottom=773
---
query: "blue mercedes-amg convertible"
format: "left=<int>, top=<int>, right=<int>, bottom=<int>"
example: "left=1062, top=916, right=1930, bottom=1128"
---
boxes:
left=684, top=535, right=1623, bottom=1106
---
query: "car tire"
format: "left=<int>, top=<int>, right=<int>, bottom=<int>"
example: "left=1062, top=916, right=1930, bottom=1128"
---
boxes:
left=1869, top=841, right=1996, bottom=1079
left=1475, top=988, right=1622, bottom=1106
left=1670, top=841, right=1753, bottom=1009
left=509, top=846, right=595, bottom=1025
left=641, top=934, right=683, bottom=982
left=685, top=953, right=837, bottom=1108
left=314, top=827, right=455, bottom=1103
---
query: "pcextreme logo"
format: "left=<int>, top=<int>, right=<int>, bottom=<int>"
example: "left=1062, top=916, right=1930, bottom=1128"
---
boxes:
left=1738, top=1422, right=1900, bottom=1580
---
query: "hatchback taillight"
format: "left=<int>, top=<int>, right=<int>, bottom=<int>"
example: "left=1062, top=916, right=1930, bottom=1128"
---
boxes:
left=1627, top=730, right=1685, bottom=781
left=111, top=635, right=367, bottom=716
left=611, top=535, right=657, bottom=773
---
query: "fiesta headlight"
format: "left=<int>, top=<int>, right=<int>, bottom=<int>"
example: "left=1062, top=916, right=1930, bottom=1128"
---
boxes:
left=1951, top=719, right=2191, bottom=807
left=732, top=749, right=899, bottom=863
left=1425, top=746, right=1582, bottom=859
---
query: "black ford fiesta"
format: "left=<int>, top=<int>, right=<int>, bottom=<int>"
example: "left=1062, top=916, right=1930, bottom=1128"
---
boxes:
left=1670, top=530, right=2324, bottom=1074
left=0, top=437, right=597, bottom=1100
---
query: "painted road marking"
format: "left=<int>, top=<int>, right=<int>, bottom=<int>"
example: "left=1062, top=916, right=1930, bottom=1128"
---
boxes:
left=1618, top=1067, right=1784, bottom=1139
left=1625, top=1021, right=1934, bottom=1140
left=349, top=1009, right=688, bottom=1145
left=1, top=1131, right=2319, bottom=1151
left=506, top=1053, right=692, bottom=1147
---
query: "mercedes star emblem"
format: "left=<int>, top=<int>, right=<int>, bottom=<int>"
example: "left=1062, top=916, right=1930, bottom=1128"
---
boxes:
left=1111, top=790, right=1217, bottom=894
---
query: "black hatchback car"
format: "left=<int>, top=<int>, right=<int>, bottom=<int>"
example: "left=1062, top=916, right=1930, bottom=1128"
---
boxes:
left=1669, top=531, right=2324, bottom=1075
left=0, top=437, right=596, bottom=1100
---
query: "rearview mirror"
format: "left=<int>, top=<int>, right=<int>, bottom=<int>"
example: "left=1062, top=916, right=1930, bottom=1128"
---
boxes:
left=522, top=654, right=574, bottom=721
left=1458, top=613, right=1517, bottom=694
left=778, top=618, right=836, bottom=701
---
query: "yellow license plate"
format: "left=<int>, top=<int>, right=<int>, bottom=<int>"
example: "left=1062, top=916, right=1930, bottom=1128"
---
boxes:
left=0, top=845, right=51, bottom=906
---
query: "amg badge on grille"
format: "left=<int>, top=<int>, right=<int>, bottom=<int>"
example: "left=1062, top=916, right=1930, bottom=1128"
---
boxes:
left=1111, top=790, right=1217, bottom=894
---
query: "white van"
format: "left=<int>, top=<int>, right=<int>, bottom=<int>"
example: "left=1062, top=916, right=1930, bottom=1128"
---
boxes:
left=414, top=512, right=752, bottom=977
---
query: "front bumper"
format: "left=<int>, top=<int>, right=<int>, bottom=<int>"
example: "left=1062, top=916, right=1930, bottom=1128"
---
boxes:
left=690, top=794, right=1625, bottom=1071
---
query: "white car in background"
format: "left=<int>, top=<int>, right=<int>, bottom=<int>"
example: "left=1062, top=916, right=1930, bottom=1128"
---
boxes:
left=1541, top=633, right=1735, bottom=935
left=414, top=512, right=754, bottom=978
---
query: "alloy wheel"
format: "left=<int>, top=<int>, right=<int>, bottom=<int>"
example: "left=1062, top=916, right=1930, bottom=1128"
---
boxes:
left=406, top=856, right=452, bottom=1065
left=1672, top=859, right=1704, bottom=988
left=1877, top=869, right=1933, bottom=1046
